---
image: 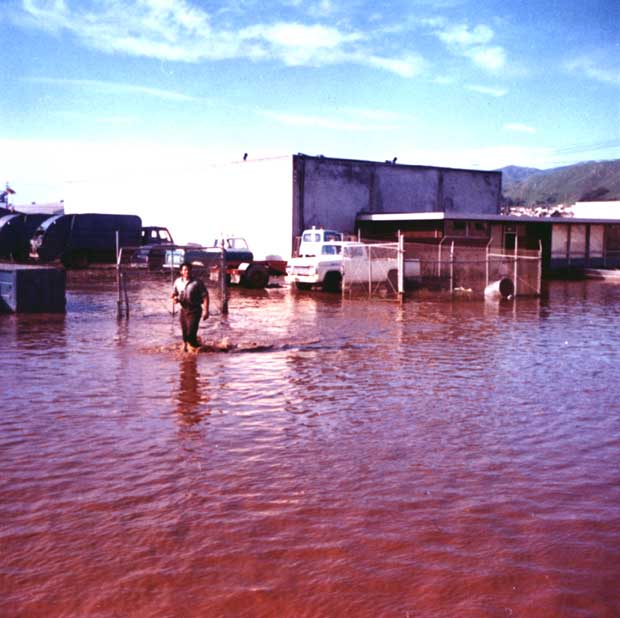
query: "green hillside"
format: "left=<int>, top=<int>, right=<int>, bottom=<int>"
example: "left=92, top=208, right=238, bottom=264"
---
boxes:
left=500, top=159, right=620, bottom=207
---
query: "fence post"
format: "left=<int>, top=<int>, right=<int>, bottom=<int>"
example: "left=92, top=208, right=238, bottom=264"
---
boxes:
left=398, top=231, right=404, bottom=300
left=449, top=241, right=454, bottom=294
left=513, top=234, right=519, bottom=297
left=170, top=257, right=176, bottom=317
left=122, top=271, right=129, bottom=318
left=538, top=239, right=543, bottom=296
left=368, top=244, right=372, bottom=298
left=219, top=248, right=229, bottom=315
left=438, top=237, right=445, bottom=278
left=485, top=239, right=491, bottom=288
left=115, top=231, right=123, bottom=319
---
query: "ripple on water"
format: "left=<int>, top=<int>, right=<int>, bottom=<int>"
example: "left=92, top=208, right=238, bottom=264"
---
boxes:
left=1, top=279, right=620, bottom=616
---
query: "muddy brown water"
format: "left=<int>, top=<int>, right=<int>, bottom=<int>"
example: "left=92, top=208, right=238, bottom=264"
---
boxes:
left=1, top=271, right=620, bottom=617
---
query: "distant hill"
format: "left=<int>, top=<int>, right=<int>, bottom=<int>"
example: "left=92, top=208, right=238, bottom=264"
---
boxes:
left=499, top=159, right=620, bottom=207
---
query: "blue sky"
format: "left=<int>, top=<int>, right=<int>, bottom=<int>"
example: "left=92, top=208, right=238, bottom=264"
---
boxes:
left=1, top=0, right=619, bottom=220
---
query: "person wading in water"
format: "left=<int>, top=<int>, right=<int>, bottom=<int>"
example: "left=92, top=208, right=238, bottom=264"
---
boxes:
left=171, top=261, right=209, bottom=351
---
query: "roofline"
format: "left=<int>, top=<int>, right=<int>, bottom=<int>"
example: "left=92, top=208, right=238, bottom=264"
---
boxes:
left=293, top=153, right=501, bottom=176
left=356, top=212, right=620, bottom=225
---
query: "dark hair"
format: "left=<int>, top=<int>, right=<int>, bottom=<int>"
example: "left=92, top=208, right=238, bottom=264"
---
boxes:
left=180, top=261, right=193, bottom=270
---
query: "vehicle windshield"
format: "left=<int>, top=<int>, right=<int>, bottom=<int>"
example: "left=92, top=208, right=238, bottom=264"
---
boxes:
left=302, top=232, right=321, bottom=243
left=321, top=244, right=341, bottom=255
left=212, top=237, right=249, bottom=250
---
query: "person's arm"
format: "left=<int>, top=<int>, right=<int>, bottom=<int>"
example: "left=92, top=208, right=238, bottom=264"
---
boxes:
left=170, top=280, right=179, bottom=303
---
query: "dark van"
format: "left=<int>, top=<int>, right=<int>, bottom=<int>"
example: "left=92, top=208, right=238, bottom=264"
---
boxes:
left=30, top=213, right=142, bottom=267
left=0, top=213, right=51, bottom=261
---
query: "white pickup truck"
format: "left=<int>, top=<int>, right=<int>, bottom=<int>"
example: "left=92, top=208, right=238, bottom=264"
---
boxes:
left=287, top=228, right=406, bottom=292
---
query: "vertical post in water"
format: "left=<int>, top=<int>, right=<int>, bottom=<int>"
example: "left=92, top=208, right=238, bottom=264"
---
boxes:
left=368, top=244, right=372, bottom=298
left=485, top=239, right=491, bottom=288
left=219, top=248, right=229, bottom=315
left=116, top=231, right=122, bottom=319
left=513, top=234, right=519, bottom=297
left=170, top=256, right=176, bottom=317
left=122, top=272, right=130, bottom=318
left=449, top=241, right=455, bottom=295
left=537, top=239, right=543, bottom=296
left=398, top=231, right=404, bottom=301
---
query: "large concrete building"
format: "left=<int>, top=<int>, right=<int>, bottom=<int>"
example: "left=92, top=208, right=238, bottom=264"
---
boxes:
left=292, top=154, right=502, bottom=238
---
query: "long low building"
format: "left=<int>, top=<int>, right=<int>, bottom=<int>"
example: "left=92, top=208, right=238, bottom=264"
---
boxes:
left=356, top=211, right=620, bottom=273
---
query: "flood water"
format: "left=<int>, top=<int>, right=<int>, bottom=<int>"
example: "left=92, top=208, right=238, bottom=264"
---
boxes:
left=1, top=271, right=619, bottom=618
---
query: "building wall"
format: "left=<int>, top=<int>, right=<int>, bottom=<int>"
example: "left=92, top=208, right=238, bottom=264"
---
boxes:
left=293, top=155, right=501, bottom=241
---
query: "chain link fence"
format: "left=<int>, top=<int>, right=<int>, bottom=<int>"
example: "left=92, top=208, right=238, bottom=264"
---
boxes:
left=115, top=244, right=228, bottom=319
left=405, top=239, right=542, bottom=297
left=341, top=242, right=402, bottom=299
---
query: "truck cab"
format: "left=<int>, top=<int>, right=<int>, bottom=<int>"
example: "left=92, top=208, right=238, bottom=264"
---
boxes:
left=141, top=226, right=174, bottom=245
left=297, top=227, right=344, bottom=257
left=287, top=229, right=348, bottom=292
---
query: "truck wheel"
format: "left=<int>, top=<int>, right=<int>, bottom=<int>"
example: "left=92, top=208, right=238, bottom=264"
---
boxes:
left=295, top=282, right=312, bottom=291
left=322, top=272, right=342, bottom=292
left=242, top=263, right=269, bottom=289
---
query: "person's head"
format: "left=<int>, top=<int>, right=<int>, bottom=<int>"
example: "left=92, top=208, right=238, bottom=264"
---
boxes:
left=180, top=261, right=192, bottom=279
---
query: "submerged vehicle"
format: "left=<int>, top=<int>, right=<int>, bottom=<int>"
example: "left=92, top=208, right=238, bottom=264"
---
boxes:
left=30, top=213, right=142, bottom=267
left=0, top=213, right=50, bottom=261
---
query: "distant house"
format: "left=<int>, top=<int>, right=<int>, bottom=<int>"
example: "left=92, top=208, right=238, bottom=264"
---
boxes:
left=572, top=201, right=620, bottom=220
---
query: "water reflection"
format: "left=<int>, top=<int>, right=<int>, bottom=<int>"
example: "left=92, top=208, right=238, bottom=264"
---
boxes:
left=175, top=354, right=209, bottom=425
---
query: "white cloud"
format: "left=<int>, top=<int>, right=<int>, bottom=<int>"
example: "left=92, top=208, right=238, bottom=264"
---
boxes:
left=366, top=54, right=426, bottom=78
left=437, top=24, right=494, bottom=47
left=466, top=46, right=506, bottom=71
left=241, top=22, right=361, bottom=50
left=23, top=77, right=200, bottom=101
left=434, top=22, right=506, bottom=72
left=19, top=0, right=424, bottom=78
left=504, top=123, right=536, bottom=134
left=466, top=84, right=508, bottom=97
left=566, top=55, right=620, bottom=87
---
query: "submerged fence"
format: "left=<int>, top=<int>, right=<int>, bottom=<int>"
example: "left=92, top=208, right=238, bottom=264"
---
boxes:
left=341, top=241, right=402, bottom=300
left=114, top=241, right=228, bottom=319
left=340, top=235, right=541, bottom=300
left=405, top=238, right=542, bottom=297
